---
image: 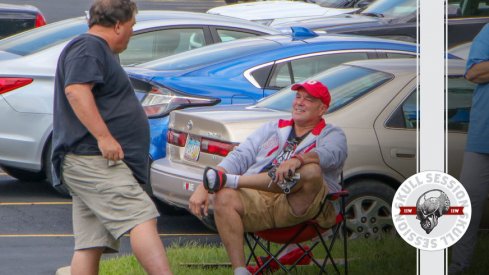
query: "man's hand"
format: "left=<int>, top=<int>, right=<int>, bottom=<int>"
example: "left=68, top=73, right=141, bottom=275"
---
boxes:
left=189, top=184, right=209, bottom=219
left=98, top=135, right=124, bottom=161
left=273, top=158, right=301, bottom=184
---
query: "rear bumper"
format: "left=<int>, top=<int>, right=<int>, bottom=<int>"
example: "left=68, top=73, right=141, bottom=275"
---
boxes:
left=151, top=157, right=206, bottom=211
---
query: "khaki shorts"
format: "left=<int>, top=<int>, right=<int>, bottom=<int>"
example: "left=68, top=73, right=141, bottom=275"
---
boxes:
left=62, top=154, right=159, bottom=253
left=239, top=183, right=337, bottom=232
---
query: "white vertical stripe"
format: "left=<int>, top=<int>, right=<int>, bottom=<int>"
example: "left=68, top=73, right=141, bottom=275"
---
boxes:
left=418, top=0, right=446, bottom=274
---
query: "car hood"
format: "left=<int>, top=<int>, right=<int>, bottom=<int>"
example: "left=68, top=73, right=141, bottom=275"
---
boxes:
left=208, top=1, right=357, bottom=22
left=274, top=14, right=382, bottom=31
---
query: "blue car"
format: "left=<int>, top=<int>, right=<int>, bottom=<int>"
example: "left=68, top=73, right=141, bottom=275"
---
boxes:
left=127, top=29, right=418, bottom=161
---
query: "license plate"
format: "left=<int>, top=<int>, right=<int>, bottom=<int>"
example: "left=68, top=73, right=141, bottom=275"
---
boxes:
left=184, top=135, right=201, bottom=161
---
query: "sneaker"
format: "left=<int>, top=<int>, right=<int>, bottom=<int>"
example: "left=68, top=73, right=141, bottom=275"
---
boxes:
left=203, top=166, right=227, bottom=194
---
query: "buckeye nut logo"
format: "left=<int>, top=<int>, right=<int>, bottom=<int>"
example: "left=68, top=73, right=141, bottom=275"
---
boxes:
left=392, top=171, right=471, bottom=251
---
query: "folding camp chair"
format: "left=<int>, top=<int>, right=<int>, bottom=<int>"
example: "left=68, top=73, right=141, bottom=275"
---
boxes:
left=245, top=174, right=348, bottom=274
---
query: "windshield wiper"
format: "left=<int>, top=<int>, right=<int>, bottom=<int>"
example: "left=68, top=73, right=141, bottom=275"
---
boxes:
left=361, top=12, right=384, bottom=17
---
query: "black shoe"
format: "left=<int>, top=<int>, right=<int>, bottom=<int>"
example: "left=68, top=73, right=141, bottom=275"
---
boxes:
left=203, top=167, right=227, bottom=194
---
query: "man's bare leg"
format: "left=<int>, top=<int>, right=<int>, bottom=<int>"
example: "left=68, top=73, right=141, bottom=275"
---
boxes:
left=130, top=218, right=173, bottom=275
left=214, top=188, right=246, bottom=269
left=70, top=247, right=104, bottom=275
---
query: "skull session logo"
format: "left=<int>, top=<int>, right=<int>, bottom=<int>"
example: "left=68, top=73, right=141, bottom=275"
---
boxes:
left=392, top=171, right=471, bottom=251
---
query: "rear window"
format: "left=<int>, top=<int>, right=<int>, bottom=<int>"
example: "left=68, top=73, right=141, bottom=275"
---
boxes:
left=139, top=38, right=280, bottom=71
left=256, top=64, right=393, bottom=112
left=0, top=17, right=87, bottom=56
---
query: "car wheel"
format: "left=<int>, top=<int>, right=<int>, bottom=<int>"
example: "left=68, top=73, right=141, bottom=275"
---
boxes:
left=43, top=141, right=71, bottom=197
left=0, top=164, right=46, bottom=182
left=344, top=179, right=397, bottom=239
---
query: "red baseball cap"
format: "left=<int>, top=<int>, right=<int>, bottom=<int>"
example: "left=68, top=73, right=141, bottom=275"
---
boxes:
left=291, top=80, right=331, bottom=107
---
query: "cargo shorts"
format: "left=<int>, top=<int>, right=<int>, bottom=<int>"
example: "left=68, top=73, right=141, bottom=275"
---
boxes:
left=62, top=154, right=159, bottom=253
left=238, top=182, right=337, bottom=232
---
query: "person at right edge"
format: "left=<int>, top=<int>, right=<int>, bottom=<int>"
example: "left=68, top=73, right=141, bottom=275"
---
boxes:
left=449, top=24, right=489, bottom=274
left=51, top=0, right=172, bottom=274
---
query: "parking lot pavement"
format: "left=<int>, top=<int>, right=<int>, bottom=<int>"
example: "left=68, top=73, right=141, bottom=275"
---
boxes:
left=0, top=173, right=218, bottom=275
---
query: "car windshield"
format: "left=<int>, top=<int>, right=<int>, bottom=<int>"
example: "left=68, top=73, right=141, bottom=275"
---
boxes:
left=314, top=0, right=352, bottom=8
left=255, top=64, right=393, bottom=113
left=0, top=17, right=87, bottom=56
left=360, top=0, right=416, bottom=18
left=138, top=38, right=280, bottom=71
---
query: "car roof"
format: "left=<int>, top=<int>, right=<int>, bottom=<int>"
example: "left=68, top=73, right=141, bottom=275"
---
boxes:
left=139, top=33, right=416, bottom=72
left=343, top=58, right=467, bottom=76
left=0, top=3, right=40, bottom=14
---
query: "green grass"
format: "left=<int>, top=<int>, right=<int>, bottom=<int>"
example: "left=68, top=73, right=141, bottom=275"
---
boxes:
left=99, top=232, right=489, bottom=274
left=100, top=236, right=417, bottom=275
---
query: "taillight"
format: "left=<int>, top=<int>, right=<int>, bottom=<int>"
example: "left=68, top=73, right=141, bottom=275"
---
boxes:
left=0, top=78, right=33, bottom=95
left=139, top=84, right=220, bottom=118
left=167, top=129, right=187, bottom=147
left=201, top=138, right=237, bottom=157
left=35, top=13, right=47, bottom=27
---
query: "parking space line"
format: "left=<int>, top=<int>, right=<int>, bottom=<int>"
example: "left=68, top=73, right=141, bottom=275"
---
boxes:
left=0, top=233, right=217, bottom=237
left=0, top=202, right=72, bottom=205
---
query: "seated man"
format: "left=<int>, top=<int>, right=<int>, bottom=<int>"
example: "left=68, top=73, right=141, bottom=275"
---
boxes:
left=189, top=80, right=347, bottom=275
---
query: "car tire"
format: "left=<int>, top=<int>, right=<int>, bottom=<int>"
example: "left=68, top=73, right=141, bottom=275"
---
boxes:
left=201, top=214, right=217, bottom=232
left=0, top=164, right=46, bottom=182
left=344, top=179, right=397, bottom=239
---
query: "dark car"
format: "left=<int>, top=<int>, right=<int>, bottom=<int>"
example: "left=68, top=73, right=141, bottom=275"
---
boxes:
left=274, top=0, right=489, bottom=48
left=0, top=3, right=46, bottom=39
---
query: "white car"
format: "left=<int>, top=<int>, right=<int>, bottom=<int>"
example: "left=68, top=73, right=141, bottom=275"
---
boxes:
left=208, top=1, right=359, bottom=26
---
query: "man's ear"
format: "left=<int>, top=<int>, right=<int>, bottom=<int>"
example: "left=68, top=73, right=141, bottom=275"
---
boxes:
left=114, top=21, right=121, bottom=35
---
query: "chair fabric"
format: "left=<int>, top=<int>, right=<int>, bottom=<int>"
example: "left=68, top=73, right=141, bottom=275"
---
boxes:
left=245, top=178, right=349, bottom=274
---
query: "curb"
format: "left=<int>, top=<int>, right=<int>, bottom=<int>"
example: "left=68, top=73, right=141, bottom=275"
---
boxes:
left=55, top=266, right=70, bottom=275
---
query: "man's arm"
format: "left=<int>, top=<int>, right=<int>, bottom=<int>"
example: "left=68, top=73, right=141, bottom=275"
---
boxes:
left=465, top=61, right=489, bottom=84
left=65, top=83, right=124, bottom=161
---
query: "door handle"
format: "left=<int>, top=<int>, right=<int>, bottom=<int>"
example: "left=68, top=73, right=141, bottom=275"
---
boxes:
left=391, top=148, right=416, bottom=158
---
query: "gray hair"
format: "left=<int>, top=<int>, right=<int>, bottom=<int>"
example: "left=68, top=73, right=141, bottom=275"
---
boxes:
left=88, top=0, right=137, bottom=28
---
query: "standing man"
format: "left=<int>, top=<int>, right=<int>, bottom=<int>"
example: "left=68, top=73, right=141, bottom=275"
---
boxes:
left=449, top=24, right=489, bottom=274
left=189, top=80, right=347, bottom=275
left=52, top=0, right=172, bottom=274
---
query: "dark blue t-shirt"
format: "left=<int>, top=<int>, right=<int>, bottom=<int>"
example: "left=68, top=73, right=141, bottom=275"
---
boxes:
left=52, top=33, right=150, bottom=186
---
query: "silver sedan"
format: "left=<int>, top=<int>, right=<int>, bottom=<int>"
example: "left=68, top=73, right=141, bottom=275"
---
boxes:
left=0, top=10, right=278, bottom=194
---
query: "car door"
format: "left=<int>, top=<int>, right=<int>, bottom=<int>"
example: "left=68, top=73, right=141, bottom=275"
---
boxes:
left=120, top=26, right=211, bottom=66
left=374, top=79, right=417, bottom=179
left=446, top=75, right=474, bottom=178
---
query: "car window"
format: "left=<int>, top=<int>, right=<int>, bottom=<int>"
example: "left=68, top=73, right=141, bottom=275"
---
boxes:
left=216, top=29, right=260, bottom=43
left=256, top=64, right=393, bottom=113
left=0, top=18, right=87, bottom=56
left=267, top=52, right=369, bottom=89
left=448, top=0, right=489, bottom=17
left=385, top=90, right=417, bottom=129
left=447, top=76, right=475, bottom=132
left=120, top=28, right=206, bottom=66
left=141, top=38, right=279, bottom=71
left=361, top=0, right=416, bottom=18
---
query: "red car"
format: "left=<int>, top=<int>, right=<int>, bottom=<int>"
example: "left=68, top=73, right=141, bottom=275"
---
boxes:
left=0, top=3, right=46, bottom=39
